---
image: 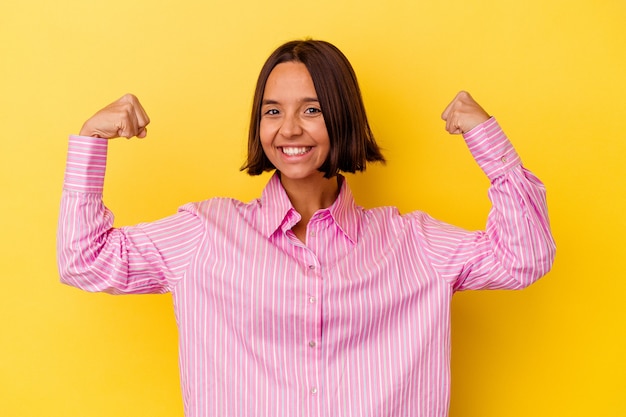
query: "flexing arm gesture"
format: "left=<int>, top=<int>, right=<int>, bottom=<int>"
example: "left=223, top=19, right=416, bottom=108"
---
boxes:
left=79, top=94, right=150, bottom=139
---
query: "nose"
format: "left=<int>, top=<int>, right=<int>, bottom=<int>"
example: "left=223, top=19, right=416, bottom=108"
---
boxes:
left=278, top=113, right=303, bottom=138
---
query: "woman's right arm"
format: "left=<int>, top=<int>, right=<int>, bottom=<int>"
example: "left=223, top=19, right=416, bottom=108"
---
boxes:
left=57, top=95, right=204, bottom=294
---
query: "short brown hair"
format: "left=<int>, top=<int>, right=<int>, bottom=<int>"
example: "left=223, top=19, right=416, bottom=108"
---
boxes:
left=242, top=39, right=385, bottom=177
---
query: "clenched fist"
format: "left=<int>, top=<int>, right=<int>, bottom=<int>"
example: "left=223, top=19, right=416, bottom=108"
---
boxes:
left=79, top=94, right=150, bottom=139
left=441, top=91, right=490, bottom=135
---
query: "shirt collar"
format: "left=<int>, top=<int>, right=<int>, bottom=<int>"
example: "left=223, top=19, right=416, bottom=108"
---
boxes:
left=258, top=172, right=361, bottom=244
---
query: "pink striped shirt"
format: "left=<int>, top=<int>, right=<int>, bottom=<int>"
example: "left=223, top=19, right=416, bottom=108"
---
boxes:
left=57, top=117, right=555, bottom=417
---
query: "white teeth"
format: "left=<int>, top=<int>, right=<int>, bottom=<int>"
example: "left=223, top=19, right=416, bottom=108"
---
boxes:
left=282, top=147, right=311, bottom=156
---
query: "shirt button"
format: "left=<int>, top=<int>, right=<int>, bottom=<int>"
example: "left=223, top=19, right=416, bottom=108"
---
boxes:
left=308, top=296, right=316, bottom=304
left=309, top=340, right=316, bottom=348
left=310, top=387, right=318, bottom=395
left=309, top=231, right=316, bottom=237
left=308, top=265, right=316, bottom=270
left=501, top=156, right=508, bottom=163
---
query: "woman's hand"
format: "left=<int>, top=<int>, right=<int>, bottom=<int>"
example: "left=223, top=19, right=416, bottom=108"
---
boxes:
left=441, top=91, right=490, bottom=135
left=79, top=94, right=150, bottom=139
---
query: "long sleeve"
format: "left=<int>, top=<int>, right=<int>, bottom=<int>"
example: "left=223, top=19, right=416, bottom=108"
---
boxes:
left=425, top=117, right=556, bottom=291
left=57, top=136, right=204, bottom=294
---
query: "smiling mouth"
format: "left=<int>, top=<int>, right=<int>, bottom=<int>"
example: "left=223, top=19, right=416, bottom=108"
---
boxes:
left=281, top=146, right=312, bottom=156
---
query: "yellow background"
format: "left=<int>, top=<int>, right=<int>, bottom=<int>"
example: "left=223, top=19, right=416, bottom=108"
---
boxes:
left=1, top=0, right=624, bottom=416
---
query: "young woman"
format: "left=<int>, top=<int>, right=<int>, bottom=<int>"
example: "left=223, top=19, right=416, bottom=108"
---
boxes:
left=58, top=39, right=555, bottom=417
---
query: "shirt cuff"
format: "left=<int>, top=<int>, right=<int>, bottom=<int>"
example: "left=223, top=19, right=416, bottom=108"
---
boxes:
left=463, top=117, right=522, bottom=182
left=63, top=135, right=109, bottom=193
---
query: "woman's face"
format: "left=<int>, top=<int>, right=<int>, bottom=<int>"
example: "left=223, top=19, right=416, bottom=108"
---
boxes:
left=259, top=61, right=330, bottom=183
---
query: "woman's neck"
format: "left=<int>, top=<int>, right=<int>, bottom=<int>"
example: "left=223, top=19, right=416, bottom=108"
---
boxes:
left=279, top=172, right=340, bottom=241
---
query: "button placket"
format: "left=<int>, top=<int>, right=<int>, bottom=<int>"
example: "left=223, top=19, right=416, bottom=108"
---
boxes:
left=303, top=252, right=323, bottom=408
left=305, top=261, right=321, bottom=354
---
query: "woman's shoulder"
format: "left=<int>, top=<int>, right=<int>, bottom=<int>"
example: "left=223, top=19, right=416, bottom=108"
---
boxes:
left=362, top=204, right=450, bottom=231
left=363, top=204, right=428, bottom=220
left=177, top=196, right=261, bottom=219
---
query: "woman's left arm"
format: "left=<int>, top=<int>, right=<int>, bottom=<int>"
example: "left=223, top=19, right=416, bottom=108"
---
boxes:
left=440, top=92, right=556, bottom=290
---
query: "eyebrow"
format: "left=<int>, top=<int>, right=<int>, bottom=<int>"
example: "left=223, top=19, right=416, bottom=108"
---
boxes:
left=262, top=97, right=320, bottom=105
